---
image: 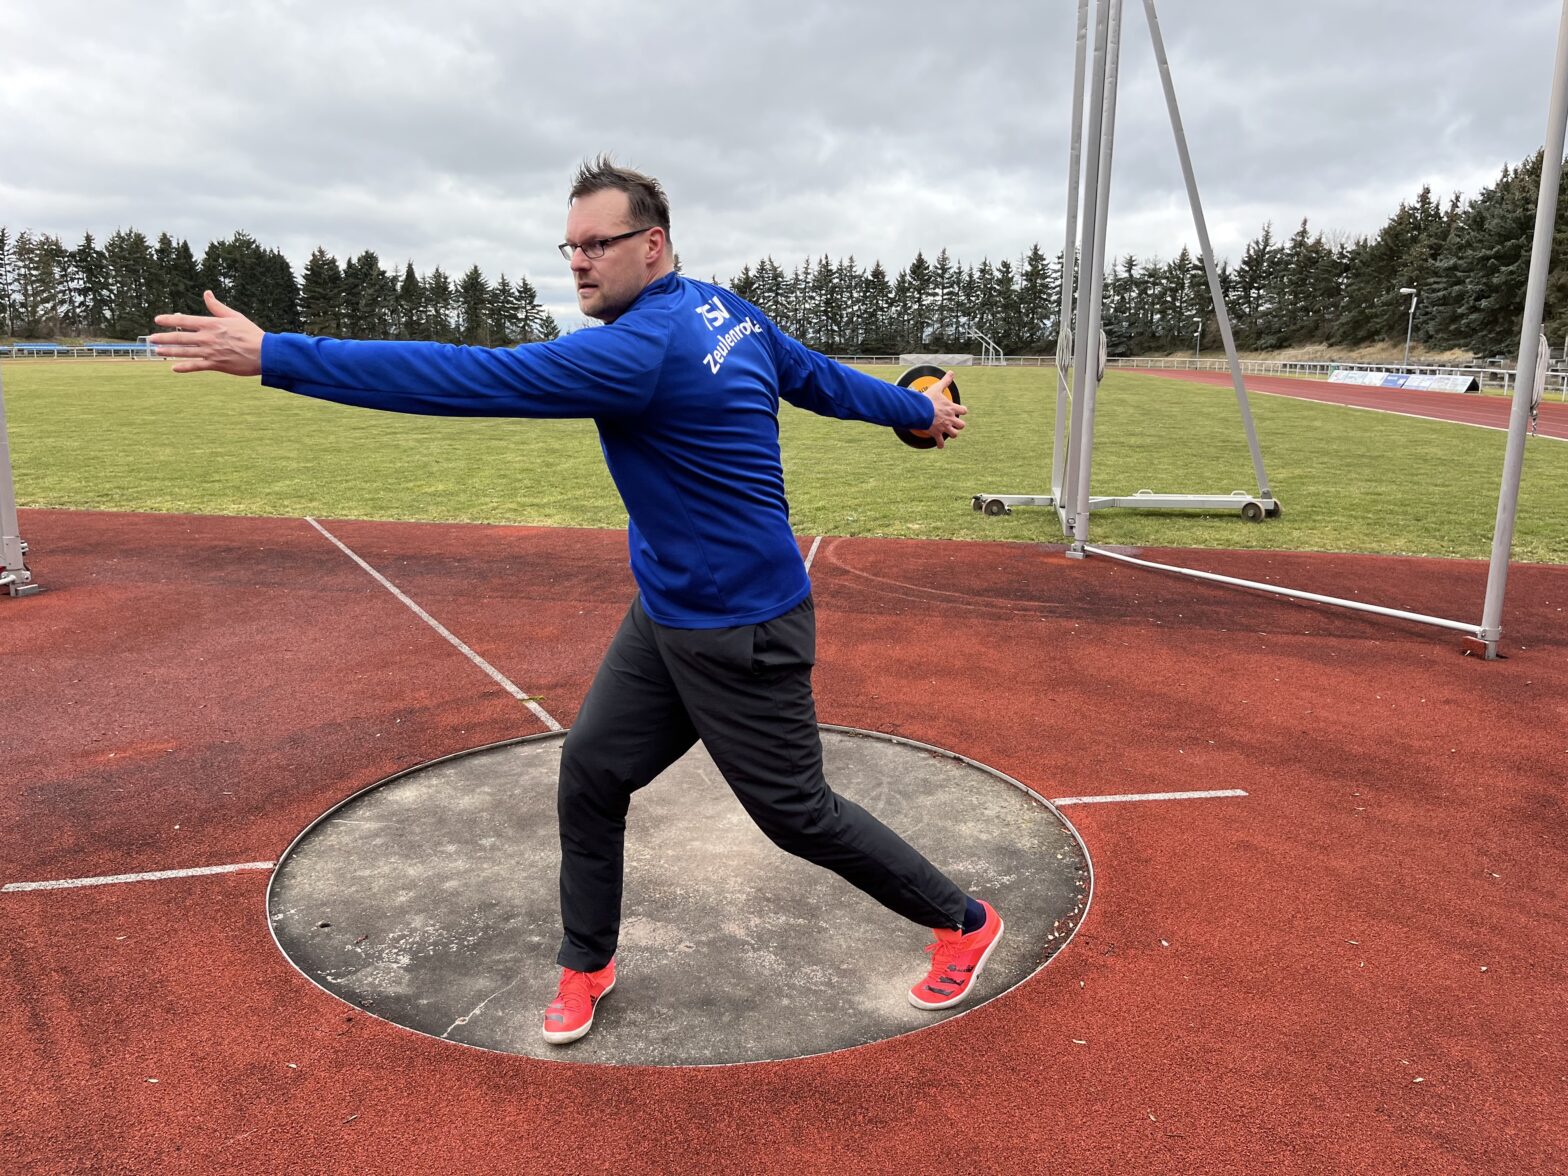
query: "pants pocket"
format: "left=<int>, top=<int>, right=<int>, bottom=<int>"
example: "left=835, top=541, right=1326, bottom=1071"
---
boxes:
left=750, top=598, right=816, bottom=675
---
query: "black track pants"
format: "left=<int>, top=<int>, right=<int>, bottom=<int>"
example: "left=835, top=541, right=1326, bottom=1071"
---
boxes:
left=555, top=595, right=968, bottom=972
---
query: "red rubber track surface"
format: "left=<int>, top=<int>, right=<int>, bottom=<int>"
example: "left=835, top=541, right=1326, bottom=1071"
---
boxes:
left=4, top=510, right=1566, bottom=1174
left=1126, top=368, right=1568, bottom=440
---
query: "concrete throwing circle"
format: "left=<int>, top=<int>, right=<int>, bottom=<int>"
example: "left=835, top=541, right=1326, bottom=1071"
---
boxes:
left=268, top=726, right=1090, bottom=1066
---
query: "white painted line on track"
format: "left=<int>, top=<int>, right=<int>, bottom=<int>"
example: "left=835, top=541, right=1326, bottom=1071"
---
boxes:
left=3, top=862, right=276, bottom=892
left=1130, top=371, right=1566, bottom=442
left=1242, top=386, right=1566, bottom=442
left=804, top=535, right=823, bottom=572
left=1051, top=789, right=1249, bottom=806
left=305, top=517, right=563, bottom=732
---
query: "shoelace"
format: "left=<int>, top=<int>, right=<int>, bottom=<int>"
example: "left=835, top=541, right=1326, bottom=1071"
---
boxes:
left=924, top=937, right=975, bottom=974
left=925, top=937, right=958, bottom=963
left=551, top=972, right=595, bottom=1015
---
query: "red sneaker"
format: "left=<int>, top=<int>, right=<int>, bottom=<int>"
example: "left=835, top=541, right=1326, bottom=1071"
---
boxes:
left=909, top=901, right=1003, bottom=1010
left=542, top=959, right=616, bottom=1045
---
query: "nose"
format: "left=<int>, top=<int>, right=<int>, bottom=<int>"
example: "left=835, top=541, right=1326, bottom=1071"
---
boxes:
left=569, top=246, right=591, bottom=274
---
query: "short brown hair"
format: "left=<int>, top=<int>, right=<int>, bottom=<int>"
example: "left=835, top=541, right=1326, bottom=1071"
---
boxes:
left=569, top=155, right=672, bottom=237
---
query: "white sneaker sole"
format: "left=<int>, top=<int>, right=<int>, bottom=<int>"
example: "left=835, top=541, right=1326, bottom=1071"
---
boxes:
left=908, top=918, right=1005, bottom=1010
left=542, top=976, right=616, bottom=1045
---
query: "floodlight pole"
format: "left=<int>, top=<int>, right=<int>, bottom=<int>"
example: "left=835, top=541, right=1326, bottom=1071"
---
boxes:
left=1478, top=0, right=1568, bottom=659
left=1400, top=287, right=1418, bottom=371
left=1, top=366, right=40, bottom=597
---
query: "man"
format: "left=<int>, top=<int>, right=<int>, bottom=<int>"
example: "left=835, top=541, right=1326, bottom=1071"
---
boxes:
left=151, top=157, right=1002, bottom=1046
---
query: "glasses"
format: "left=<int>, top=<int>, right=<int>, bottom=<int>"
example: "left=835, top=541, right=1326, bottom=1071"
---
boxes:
left=558, top=226, right=653, bottom=262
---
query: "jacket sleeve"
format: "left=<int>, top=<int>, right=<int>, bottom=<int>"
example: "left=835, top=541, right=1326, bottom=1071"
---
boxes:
left=762, top=320, right=935, bottom=431
left=259, top=315, right=669, bottom=419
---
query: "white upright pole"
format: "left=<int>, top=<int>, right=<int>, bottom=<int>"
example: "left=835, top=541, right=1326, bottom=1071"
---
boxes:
left=1, top=365, right=39, bottom=596
left=1069, top=0, right=1124, bottom=552
left=1062, top=0, right=1113, bottom=542
left=1052, top=0, right=1091, bottom=508
left=1141, top=0, right=1272, bottom=498
left=1478, top=0, right=1568, bottom=659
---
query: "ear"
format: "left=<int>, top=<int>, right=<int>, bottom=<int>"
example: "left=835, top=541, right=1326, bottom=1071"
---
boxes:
left=646, top=227, right=667, bottom=265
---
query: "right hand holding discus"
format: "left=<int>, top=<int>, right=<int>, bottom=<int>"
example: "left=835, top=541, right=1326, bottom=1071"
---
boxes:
left=894, top=365, right=966, bottom=449
left=917, top=371, right=967, bottom=449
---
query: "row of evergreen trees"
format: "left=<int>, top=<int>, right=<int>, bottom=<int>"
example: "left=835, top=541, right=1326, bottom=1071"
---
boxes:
left=2, top=151, right=1560, bottom=357
left=727, top=247, right=1059, bottom=356
left=1102, top=152, right=1563, bottom=359
left=0, top=229, right=559, bottom=346
left=722, top=151, right=1567, bottom=359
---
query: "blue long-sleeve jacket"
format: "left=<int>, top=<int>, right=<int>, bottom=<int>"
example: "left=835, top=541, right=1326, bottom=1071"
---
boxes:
left=261, top=272, right=936, bottom=628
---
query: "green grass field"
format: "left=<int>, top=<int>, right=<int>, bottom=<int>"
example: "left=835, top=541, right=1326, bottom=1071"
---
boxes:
left=4, top=359, right=1566, bottom=563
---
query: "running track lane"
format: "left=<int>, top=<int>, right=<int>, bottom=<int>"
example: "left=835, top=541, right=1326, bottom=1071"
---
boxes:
left=1126, top=368, right=1568, bottom=440
left=4, top=511, right=1567, bottom=1173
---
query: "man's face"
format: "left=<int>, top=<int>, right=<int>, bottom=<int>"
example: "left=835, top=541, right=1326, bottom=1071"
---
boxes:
left=565, top=189, right=658, bottom=322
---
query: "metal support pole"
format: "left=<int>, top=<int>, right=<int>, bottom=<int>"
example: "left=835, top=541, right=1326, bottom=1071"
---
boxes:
left=1068, top=0, right=1124, bottom=552
left=1478, top=0, right=1568, bottom=659
left=1062, top=0, right=1113, bottom=543
left=1141, top=0, right=1272, bottom=498
left=1051, top=0, right=1091, bottom=507
left=1, top=365, right=40, bottom=597
left=1085, top=545, right=1485, bottom=636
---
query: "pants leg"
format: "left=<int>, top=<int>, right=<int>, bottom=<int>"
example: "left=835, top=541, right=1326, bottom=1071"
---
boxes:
left=556, top=601, right=698, bottom=971
left=653, top=597, right=968, bottom=932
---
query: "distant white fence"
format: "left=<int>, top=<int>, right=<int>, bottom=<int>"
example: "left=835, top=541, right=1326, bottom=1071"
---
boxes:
left=834, top=352, right=1568, bottom=398
left=1103, top=355, right=1568, bottom=397
left=899, top=353, right=976, bottom=367
left=0, top=343, right=155, bottom=359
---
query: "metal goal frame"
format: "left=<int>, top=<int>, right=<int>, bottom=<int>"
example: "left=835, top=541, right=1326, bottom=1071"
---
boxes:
left=981, top=0, right=1566, bottom=660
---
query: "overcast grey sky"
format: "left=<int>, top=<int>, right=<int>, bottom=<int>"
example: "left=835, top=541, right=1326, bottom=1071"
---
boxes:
left=3, top=0, right=1563, bottom=328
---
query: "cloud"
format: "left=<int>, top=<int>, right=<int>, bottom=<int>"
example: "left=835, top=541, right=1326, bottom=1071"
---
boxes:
left=3, top=0, right=1562, bottom=326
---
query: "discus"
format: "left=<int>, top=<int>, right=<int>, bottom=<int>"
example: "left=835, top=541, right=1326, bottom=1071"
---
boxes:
left=894, top=365, right=962, bottom=450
